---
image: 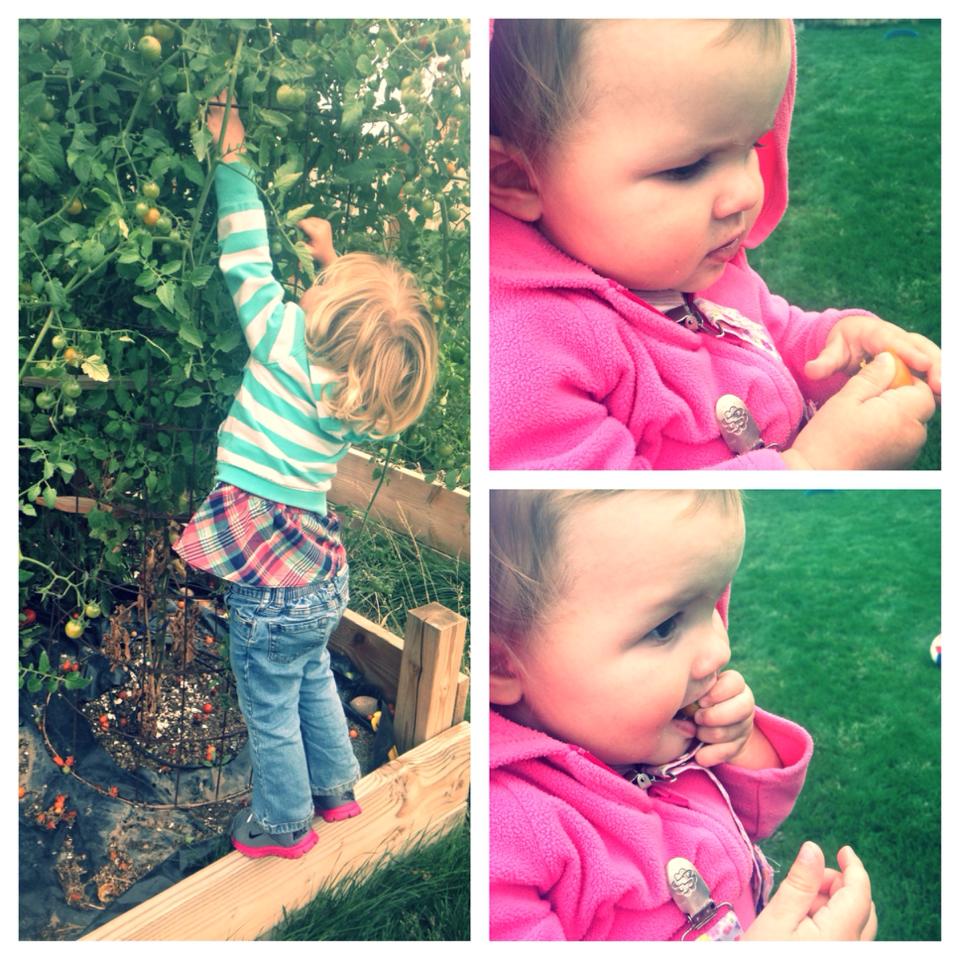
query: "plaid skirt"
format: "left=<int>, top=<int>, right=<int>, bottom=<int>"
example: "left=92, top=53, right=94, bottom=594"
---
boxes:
left=174, top=483, right=345, bottom=587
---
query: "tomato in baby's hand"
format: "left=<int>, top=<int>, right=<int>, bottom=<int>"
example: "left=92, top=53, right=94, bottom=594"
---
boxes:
left=888, top=352, right=914, bottom=389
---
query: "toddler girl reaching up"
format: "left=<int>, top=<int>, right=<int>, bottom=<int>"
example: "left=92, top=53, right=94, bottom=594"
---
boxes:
left=489, top=19, right=939, bottom=469
left=489, top=489, right=876, bottom=940
left=176, top=95, right=437, bottom=858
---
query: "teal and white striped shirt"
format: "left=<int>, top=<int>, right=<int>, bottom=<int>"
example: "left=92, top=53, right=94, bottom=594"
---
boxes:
left=213, top=162, right=363, bottom=513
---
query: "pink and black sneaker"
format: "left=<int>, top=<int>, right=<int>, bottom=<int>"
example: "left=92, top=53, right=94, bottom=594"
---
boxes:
left=230, top=808, right=318, bottom=859
left=314, top=787, right=362, bottom=823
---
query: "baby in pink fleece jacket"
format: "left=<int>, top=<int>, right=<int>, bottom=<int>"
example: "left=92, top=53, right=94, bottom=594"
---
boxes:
left=489, top=20, right=940, bottom=469
left=489, top=489, right=877, bottom=940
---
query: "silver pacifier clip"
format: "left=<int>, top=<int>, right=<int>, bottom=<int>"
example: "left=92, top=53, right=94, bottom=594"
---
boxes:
left=715, top=394, right=765, bottom=454
left=666, top=857, right=744, bottom=941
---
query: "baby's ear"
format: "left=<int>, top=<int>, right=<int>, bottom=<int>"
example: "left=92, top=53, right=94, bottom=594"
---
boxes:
left=490, top=640, right=525, bottom=706
left=490, top=136, right=543, bottom=222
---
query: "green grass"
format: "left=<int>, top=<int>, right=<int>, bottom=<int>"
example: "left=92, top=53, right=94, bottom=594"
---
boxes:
left=749, top=22, right=941, bottom=469
left=343, top=510, right=470, bottom=641
left=265, top=817, right=470, bottom=940
left=730, top=490, right=940, bottom=940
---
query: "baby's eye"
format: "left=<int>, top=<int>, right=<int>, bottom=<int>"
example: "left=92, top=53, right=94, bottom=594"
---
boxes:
left=661, top=157, right=711, bottom=182
left=644, top=614, right=682, bottom=644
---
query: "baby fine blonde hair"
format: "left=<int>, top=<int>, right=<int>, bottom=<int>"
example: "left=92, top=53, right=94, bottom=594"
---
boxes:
left=490, top=489, right=743, bottom=660
left=303, top=252, right=438, bottom=438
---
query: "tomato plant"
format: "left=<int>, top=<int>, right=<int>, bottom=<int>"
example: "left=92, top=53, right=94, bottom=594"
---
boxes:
left=19, top=19, right=469, bottom=628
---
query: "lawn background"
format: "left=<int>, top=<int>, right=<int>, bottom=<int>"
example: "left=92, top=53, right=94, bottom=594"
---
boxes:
left=749, top=20, right=941, bottom=469
left=730, top=490, right=940, bottom=941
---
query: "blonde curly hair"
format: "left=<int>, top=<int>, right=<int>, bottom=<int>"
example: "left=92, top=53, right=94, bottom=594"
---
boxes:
left=302, top=252, right=438, bottom=438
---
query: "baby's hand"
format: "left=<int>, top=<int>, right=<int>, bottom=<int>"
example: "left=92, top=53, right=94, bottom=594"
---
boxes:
left=805, top=314, right=941, bottom=400
left=207, top=90, right=245, bottom=162
left=297, top=217, right=338, bottom=267
left=783, top=353, right=936, bottom=469
left=690, top=669, right=755, bottom=768
left=745, top=842, right=877, bottom=940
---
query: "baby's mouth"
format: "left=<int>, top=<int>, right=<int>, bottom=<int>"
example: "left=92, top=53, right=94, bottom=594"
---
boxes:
left=673, top=700, right=701, bottom=722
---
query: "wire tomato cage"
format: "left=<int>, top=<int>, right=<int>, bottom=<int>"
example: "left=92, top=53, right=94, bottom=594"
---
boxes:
left=24, top=404, right=254, bottom=810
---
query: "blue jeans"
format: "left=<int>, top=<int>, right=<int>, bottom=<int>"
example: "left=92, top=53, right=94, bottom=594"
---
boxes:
left=226, top=566, right=360, bottom=834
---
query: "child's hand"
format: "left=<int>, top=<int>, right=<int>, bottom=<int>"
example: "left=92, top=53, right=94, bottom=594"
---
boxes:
left=783, top=353, right=936, bottom=469
left=805, top=314, right=941, bottom=400
left=298, top=217, right=338, bottom=267
left=689, top=669, right=757, bottom=768
left=207, top=90, right=245, bottom=162
left=744, top=842, right=877, bottom=940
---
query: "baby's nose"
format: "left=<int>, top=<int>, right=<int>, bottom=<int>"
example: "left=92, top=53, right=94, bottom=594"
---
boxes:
left=713, top=163, right=763, bottom=222
left=693, top=613, right=731, bottom=678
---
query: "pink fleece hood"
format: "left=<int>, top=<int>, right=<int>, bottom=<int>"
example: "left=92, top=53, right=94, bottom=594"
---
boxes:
left=747, top=20, right=797, bottom=249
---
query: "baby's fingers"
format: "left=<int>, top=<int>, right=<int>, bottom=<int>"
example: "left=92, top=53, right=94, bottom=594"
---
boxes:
left=804, top=337, right=852, bottom=381
left=878, top=377, right=936, bottom=423
left=900, top=333, right=941, bottom=398
left=692, top=738, right=748, bottom=768
left=810, top=846, right=874, bottom=939
left=695, top=679, right=753, bottom=726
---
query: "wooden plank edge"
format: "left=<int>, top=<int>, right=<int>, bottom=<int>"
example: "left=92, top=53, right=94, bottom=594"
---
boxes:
left=81, top=721, right=471, bottom=941
left=329, top=447, right=469, bottom=558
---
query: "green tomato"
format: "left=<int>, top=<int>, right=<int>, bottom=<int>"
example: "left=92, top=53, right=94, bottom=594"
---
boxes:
left=61, top=402, right=77, bottom=419
left=62, top=379, right=82, bottom=399
left=51, top=333, right=68, bottom=350
left=142, top=181, right=160, bottom=200
left=134, top=200, right=149, bottom=219
left=19, top=395, right=34, bottom=415
left=154, top=215, right=172, bottom=235
left=35, top=390, right=57, bottom=410
left=84, top=601, right=102, bottom=619
left=151, top=21, right=175, bottom=44
left=138, top=35, right=163, bottom=63
left=276, top=85, right=307, bottom=109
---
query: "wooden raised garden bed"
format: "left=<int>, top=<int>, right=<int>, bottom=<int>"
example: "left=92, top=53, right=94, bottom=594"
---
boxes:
left=78, top=454, right=470, bottom=940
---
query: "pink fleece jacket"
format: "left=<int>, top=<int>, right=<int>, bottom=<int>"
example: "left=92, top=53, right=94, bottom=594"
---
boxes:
left=489, top=24, right=873, bottom=470
left=490, top=707, right=813, bottom=940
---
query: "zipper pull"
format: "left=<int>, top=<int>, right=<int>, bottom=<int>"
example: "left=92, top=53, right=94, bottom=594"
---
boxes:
left=666, top=857, right=744, bottom=941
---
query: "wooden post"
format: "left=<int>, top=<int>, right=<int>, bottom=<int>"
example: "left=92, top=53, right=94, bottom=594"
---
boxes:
left=394, top=603, right=468, bottom=754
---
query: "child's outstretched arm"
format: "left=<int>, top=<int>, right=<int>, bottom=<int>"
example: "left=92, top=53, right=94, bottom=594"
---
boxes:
left=207, top=92, right=246, bottom=163
left=205, top=93, right=307, bottom=369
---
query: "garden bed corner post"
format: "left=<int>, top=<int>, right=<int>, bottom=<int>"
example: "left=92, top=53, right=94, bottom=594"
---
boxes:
left=394, top=602, right=468, bottom=754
